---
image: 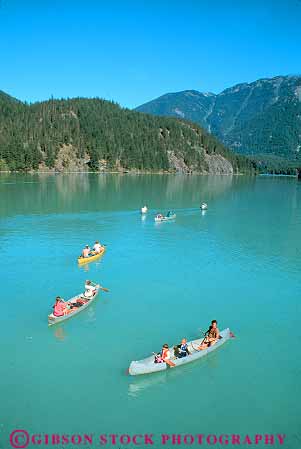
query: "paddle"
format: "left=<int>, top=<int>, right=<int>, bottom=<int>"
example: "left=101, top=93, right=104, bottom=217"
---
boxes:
left=200, top=329, right=210, bottom=346
left=190, top=341, right=201, bottom=352
left=90, top=281, right=109, bottom=292
left=196, top=328, right=209, bottom=343
left=186, top=331, right=204, bottom=352
left=191, top=328, right=210, bottom=351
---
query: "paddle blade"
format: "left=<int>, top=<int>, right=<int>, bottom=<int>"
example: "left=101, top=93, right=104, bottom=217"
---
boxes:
left=101, top=287, right=109, bottom=292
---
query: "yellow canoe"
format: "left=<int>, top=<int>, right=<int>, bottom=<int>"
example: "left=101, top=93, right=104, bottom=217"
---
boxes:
left=77, top=247, right=106, bottom=265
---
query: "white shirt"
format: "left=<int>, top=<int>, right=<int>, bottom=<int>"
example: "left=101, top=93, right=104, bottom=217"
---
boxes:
left=93, top=243, right=102, bottom=253
left=84, top=283, right=96, bottom=298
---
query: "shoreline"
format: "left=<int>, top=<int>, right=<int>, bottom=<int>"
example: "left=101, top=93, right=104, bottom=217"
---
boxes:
left=0, top=170, right=247, bottom=176
left=1, top=170, right=297, bottom=177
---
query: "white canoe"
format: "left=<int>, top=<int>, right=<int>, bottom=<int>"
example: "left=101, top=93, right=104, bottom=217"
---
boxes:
left=154, top=214, right=176, bottom=222
left=48, top=287, right=100, bottom=326
left=129, top=328, right=231, bottom=375
left=201, top=203, right=208, bottom=210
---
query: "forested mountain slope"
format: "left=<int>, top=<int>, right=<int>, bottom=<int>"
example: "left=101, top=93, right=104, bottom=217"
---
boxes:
left=0, top=92, right=255, bottom=174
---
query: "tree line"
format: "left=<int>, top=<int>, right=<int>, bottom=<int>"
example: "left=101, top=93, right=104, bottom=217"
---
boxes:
left=0, top=91, right=257, bottom=174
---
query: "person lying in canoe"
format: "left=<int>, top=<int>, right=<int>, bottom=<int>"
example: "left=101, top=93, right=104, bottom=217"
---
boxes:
left=198, top=320, right=220, bottom=350
left=161, top=344, right=176, bottom=367
left=92, top=241, right=103, bottom=254
left=83, top=280, right=100, bottom=299
left=174, top=338, right=191, bottom=358
left=82, top=245, right=91, bottom=258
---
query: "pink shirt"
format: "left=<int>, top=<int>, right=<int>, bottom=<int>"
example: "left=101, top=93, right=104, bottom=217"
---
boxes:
left=53, top=302, right=65, bottom=317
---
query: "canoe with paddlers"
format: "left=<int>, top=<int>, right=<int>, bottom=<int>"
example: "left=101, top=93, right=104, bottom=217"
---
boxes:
left=154, top=211, right=176, bottom=222
left=77, top=245, right=105, bottom=265
left=48, top=282, right=109, bottom=326
left=129, top=328, right=233, bottom=376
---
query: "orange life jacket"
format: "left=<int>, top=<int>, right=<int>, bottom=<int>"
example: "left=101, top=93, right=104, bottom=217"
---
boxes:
left=162, top=348, right=170, bottom=359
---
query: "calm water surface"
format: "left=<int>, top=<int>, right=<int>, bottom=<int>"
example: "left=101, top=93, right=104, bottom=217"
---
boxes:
left=0, top=174, right=300, bottom=449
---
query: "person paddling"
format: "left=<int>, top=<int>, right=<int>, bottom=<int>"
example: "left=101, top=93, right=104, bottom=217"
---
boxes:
left=82, top=245, right=91, bottom=258
left=93, top=241, right=103, bottom=254
left=83, top=280, right=99, bottom=299
left=198, top=320, right=220, bottom=350
left=161, top=343, right=176, bottom=367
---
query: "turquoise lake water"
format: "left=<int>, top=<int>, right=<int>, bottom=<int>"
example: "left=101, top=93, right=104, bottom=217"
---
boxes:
left=0, top=174, right=300, bottom=449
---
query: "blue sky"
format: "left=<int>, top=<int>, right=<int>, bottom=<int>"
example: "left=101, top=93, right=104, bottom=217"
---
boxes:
left=0, top=0, right=300, bottom=107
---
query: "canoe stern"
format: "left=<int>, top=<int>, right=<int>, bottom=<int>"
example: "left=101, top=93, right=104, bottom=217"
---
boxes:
left=129, top=360, right=167, bottom=376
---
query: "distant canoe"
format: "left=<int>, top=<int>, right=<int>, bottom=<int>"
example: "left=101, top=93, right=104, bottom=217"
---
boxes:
left=48, top=287, right=100, bottom=326
left=77, top=247, right=105, bottom=265
left=154, top=214, right=176, bottom=222
left=141, top=206, right=148, bottom=214
left=200, top=203, right=208, bottom=210
left=129, top=328, right=231, bottom=376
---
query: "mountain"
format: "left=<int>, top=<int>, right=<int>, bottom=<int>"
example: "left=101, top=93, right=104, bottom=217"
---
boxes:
left=0, top=93, right=256, bottom=174
left=136, top=76, right=301, bottom=171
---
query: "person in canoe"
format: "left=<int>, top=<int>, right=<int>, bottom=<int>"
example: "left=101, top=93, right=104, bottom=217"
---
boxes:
left=53, top=296, right=68, bottom=317
left=174, top=338, right=190, bottom=358
left=198, top=320, right=220, bottom=350
left=92, top=241, right=103, bottom=254
left=83, top=280, right=99, bottom=299
left=161, top=343, right=176, bottom=367
left=166, top=210, right=173, bottom=217
left=53, top=296, right=82, bottom=315
left=82, top=245, right=91, bottom=258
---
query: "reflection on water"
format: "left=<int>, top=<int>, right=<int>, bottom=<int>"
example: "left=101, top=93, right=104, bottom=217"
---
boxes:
left=55, top=173, right=91, bottom=198
left=0, top=173, right=237, bottom=218
left=86, top=306, right=97, bottom=323
left=79, top=263, right=90, bottom=272
left=127, top=347, right=225, bottom=398
left=53, top=326, right=67, bottom=341
left=128, top=371, right=168, bottom=397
